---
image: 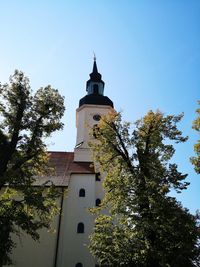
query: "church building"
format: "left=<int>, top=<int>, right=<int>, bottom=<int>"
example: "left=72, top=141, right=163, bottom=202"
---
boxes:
left=9, top=59, right=114, bottom=267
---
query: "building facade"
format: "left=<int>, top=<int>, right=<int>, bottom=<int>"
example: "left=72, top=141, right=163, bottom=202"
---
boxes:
left=8, top=59, right=114, bottom=267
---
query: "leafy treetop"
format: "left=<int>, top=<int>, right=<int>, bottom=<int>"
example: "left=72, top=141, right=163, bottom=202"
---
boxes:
left=0, top=70, right=65, bottom=266
left=89, top=110, right=200, bottom=267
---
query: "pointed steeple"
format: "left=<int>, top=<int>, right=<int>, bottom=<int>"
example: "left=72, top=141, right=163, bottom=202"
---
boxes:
left=79, top=58, right=114, bottom=108
left=89, top=56, right=102, bottom=82
left=92, top=54, right=98, bottom=73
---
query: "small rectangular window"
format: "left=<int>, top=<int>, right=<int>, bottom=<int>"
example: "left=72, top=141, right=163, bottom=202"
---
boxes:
left=95, top=172, right=101, bottom=181
left=79, top=188, right=85, bottom=197
left=77, top=223, right=84, bottom=233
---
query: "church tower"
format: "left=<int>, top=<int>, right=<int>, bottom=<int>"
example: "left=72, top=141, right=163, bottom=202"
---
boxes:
left=74, top=57, right=114, bottom=162
left=57, top=58, right=114, bottom=267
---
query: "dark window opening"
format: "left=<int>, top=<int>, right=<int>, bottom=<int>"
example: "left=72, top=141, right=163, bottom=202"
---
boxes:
left=79, top=188, right=85, bottom=197
left=95, top=172, right=101, bottom=181
left=77, top=223, right=84, bottom=233
left=96, top=198, right=101, bottom=207
left=75, top=263, right=83, bottom=267
left=93, top=84, right=99, bottom=94
left=93, top=114, right=101, bottom=121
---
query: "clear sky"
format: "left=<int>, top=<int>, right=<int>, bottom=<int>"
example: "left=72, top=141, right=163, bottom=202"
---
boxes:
left=0, top=1, right=199, bottom=213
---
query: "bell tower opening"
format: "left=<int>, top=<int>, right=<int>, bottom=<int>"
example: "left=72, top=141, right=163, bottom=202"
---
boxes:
left=93, top=84, right=99, bottom=95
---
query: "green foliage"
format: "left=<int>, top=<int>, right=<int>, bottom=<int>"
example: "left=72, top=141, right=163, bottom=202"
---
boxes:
left=89, top=111, right=200, bottom=267
left=191, top=101, right=200, bottom=173
left=0, top=70, right=65, bottom=266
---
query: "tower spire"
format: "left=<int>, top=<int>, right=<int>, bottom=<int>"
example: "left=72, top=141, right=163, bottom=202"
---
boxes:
left=78, top=58, right=114, bottom=108
left=90, top=55, right=101, bottom=82
left=93, top=52, right=96, bottom=61
left=92, top=53, right=99, bottom=75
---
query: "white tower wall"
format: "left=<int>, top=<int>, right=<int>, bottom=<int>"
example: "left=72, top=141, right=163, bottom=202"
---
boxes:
left=74, top=104, right=113, bottom=162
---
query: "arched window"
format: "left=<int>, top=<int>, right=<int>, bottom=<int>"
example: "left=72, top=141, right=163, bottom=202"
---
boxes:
left=79, top=188, right=85, bottom=197
left=75, top=263, right=83, bottom=267
left=96, top=198, right=101, bottom=207
left=77, top=222, right=84, bottom=233
left=93, top=84, right=99, bottom=94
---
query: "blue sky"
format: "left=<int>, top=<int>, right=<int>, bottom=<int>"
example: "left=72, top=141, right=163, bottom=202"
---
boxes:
left=0, top=1, right=199, bottom=212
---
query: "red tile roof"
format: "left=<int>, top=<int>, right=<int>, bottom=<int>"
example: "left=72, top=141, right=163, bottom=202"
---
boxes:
left=34, top=151, right=94, bottom=187
left=48, top=151, right=94, bottom=174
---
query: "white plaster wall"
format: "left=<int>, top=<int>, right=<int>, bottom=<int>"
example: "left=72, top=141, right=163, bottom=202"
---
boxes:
left=5, top=196, right=61, bottom=267
left=76, top=104, right=112, bottom=147
left=57, top=173, right=99, bottom=267
left=4, top=173, right=104, bottom=267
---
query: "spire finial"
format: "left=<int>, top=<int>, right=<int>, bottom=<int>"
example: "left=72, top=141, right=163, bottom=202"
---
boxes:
left=93, top=52, right=96, bottom=62
left=92, top=53, right=98, bottom=74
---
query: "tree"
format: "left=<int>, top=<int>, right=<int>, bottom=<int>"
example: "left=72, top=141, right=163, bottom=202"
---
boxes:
left=0, top=70, right=65, bottom=266
left=191, top=101, right=200, bottom=174
left=89, top=111, right=200, bottom=267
